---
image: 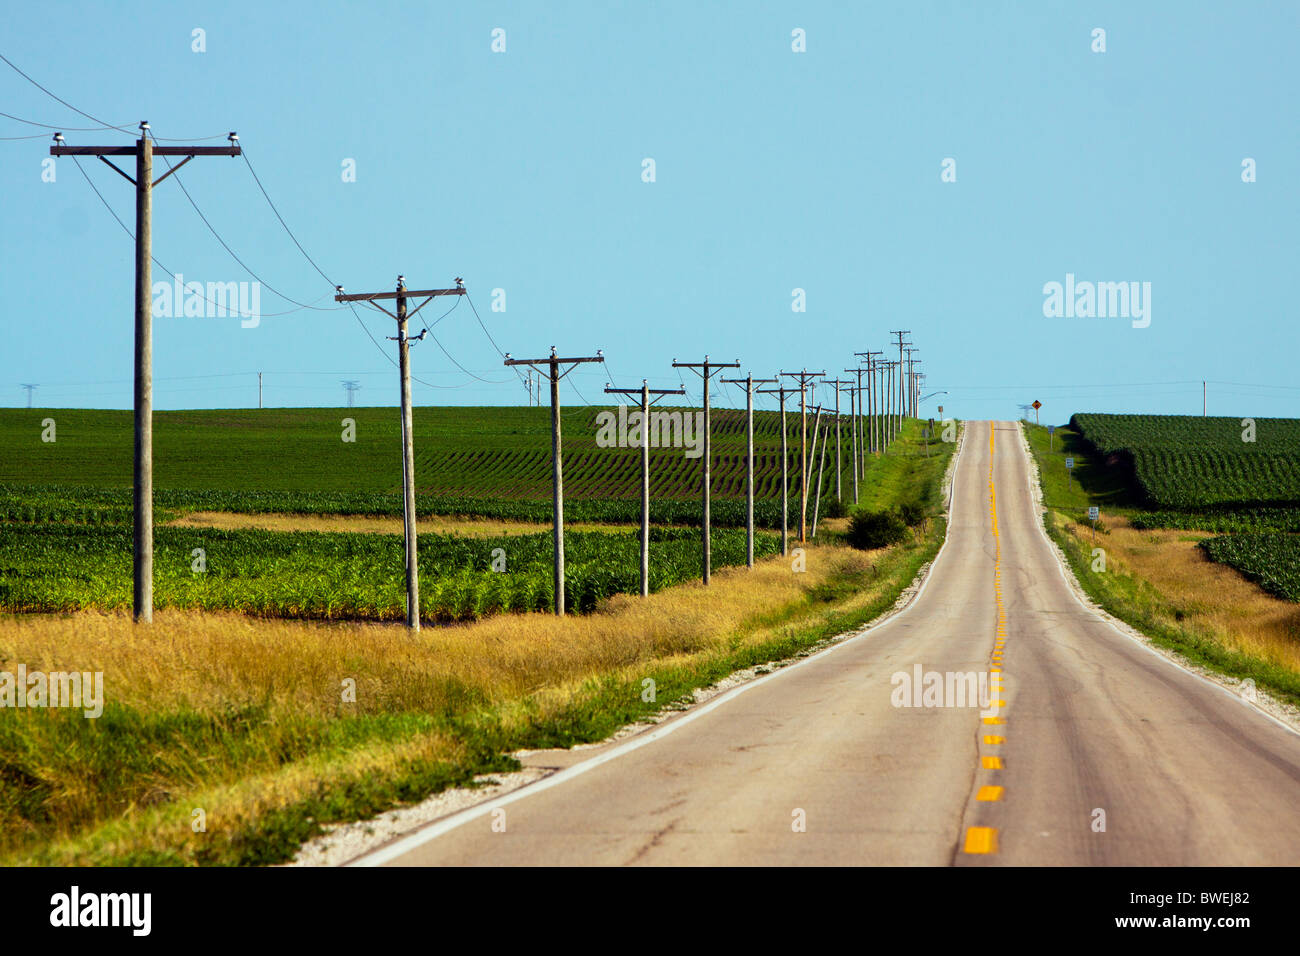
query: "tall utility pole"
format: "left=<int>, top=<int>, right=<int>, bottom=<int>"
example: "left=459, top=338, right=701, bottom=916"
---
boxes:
left=336, top=277, right=467, bottom=631
left=811, top=416, right=830, bottom=538
left=890, top=331, right=911, bottom=435
left=822, top=378, right=850, bottom=503
left=844, top=366, right=864, bottom=503
left=856, top=350, right=883, bottom=458
left=802, top=403, right=824, bottom=534
left=258, top=372, right=263, bottom=409
left=52, top=124, right=242, bottom=624
left=341, top=380, right=361, bottom=407
left=903, top=347, right=919, bottom=418
left=672, top=356, right=740, bottom=585
left=780, top=369, right=825, bottom=543
left=605, top=380, right=684, bottom=595
left=721, top=372, right=778, bottom=567
left=848, top=386, right=859, bottom=504
left=758, top=380, right=793, bottom=555
left=505, top=347, right=605, bottom=615
left=886, top=360, right=900, bottom=447
left=873, top=356, right=883, bottom=455
left=20, top=384, right=37, bottom=409
left=1203, top=381, right=1207, bottom=417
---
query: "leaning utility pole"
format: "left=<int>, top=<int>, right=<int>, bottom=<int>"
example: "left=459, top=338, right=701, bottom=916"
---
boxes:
left=20, top=384, right=37, bottom=409
left=605, top=380, right=684, bottom=595
left=781, top=369, right=825, bottom=543
left=822, top=378, right=850, bottom=503
left=51, top=124, right=241, bottom=624
left=758, top=380, right=793, bottom=555
left=672, top=356, right=740, bottom=585
left=811, top=418, right=830, bottom=538
left=802, top=403, right=824, bottom=534
left=721, top=372, right=778, bottom=567
left=336, top=277, right=467, bottom=631
left=505, top=347, right=605, bottom=615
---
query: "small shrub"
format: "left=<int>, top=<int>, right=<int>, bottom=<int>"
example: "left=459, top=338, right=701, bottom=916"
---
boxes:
left=822, top=497, right=848, bottom=519
left=847, top=510, right=909, bottom=550
left=896, top=499, right=926, bottom=527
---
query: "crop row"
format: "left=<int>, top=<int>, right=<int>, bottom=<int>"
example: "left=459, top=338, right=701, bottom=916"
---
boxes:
left=1129, top=508, right=1300, bottom=534
left=0, top=483, right=845, bottom=530
left=1071, top=414, right=1300, bottom=510
left=1198, top=533, right=1300, bottom=603
left=0, top=524, right=781, bottom=620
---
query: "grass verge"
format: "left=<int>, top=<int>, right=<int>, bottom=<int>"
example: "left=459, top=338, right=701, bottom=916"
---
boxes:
left=1023, top=422, right=1300, bottom=708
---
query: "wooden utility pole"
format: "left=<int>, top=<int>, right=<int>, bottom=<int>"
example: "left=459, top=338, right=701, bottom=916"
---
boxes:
left=605, top=380, right=684, bottom=595
left=504, top=347, right=605, bottom=614
left=336, top=277, right=466, bottom=631
left=780, top=369, right=825, bottom=543
left=721, top=372, right=778, bottom=567
left=866, top=352, right=884, bottom=455
left=758, top=380, right=792, bottom=555
left=848, top=386, right=859, bottom=504
left=845, top=365, right=866, bottom=499
left=802, top=404, right=823, bottom=534
left=811, top=418, right=830, bottom=538
left=672, top=356, right=740, bottom=584
left=891, top=330, right=911, bottom=435
left=904, top=347, right=920, bottom=419
left=51, top=125, right=241, bottom=624
left=822, top=378, right=850, bottom=503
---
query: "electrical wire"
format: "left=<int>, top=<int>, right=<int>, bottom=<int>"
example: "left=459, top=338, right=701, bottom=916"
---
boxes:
left=149, top=139, right=339, bottom=312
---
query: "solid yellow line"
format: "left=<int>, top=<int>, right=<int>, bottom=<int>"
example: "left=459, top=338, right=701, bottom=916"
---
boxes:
left=964, top=826, right=999, bottom=854
left=977, top=786, right=1004, bottom=801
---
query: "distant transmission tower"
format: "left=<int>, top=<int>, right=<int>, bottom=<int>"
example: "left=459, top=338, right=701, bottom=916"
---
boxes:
left=341, top=380, right=361, bottom=407
left=20, top=384, right=38, bottom=408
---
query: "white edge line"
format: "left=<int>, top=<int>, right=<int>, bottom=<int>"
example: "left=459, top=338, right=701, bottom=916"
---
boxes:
left=348, top=424, right=971, bottom=867
left=1016, top=421, right=1300, bottom=740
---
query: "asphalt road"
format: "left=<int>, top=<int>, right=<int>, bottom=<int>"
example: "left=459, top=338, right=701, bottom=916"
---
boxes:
left=356, top=420, right=1300, bottom=866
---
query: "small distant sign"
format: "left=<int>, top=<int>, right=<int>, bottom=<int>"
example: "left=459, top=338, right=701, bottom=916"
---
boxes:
left=938, top=405, right=944, bottom=415
left=1088, top=506, right=1099, bottom=520
left=1032, top=400, right=1042, bottom=410
left=1065, top=457, right=1075, bottom=469
left=1047, top=425, right=1055, bottom=435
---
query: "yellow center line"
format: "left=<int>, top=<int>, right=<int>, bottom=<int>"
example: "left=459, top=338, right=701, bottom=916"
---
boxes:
left=966, top=422, right=1007, bottom=856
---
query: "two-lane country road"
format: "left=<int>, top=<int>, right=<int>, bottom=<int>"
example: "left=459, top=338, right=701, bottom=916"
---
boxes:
left=353, top=421, right=1300, bottom=866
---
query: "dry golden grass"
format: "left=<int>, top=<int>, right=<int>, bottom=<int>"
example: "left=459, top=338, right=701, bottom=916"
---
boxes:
left=0, top=545, right=876, bottom=720
left=165, top=510, right=637, bottom=537
left=0, top=541, right=905, bottom=864
left=1059, top=515, right=1300, bottom=671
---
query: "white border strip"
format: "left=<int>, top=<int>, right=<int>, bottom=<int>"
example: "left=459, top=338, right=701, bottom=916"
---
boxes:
left=348, top=426, right=970, bottom=867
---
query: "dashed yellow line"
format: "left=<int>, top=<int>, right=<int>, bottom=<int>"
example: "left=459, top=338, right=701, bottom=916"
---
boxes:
left=964, top=826, right=999, bottom=854
left=966, top=422, right=1008, bottom=856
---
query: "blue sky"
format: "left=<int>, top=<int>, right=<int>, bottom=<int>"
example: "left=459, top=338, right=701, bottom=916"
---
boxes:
left=2, top=0, right=1297, bottom=422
